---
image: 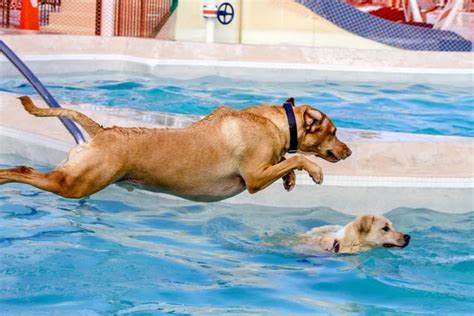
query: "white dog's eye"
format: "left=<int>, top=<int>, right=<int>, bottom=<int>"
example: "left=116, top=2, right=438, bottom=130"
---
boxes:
left=382, top=226, right=389, bottom=232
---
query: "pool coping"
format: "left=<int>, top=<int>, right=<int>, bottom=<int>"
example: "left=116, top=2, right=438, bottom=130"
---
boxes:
left=1, top=53, right=472, bottom=86
left=5, top=53, right=474, bottom=76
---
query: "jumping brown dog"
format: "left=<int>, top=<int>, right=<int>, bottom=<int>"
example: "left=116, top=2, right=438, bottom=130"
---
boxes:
left=0, top=96, right=351, bottom=201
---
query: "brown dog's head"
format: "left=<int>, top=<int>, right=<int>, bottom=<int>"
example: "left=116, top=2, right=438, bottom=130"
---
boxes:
left=347, top=215, right=410, bottom=251
left=289, top=98, right=351, bottom=162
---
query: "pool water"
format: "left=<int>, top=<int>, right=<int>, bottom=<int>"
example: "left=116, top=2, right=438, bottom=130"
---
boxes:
left=1, top=156, right=473, bottom=314
left=0, top=72, right=473, bottom=137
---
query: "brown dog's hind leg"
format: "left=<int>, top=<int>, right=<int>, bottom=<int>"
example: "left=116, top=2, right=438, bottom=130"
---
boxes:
left=0, top=166, right=69, bottom=195
left=1, top=132, right=127, bottom=198
left=0, top=151, right=121, bottom=198
left=0, top=165, right=116, bottom=198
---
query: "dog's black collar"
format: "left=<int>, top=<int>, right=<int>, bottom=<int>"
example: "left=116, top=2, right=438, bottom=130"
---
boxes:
left=282, top=101, right=298, bottom=153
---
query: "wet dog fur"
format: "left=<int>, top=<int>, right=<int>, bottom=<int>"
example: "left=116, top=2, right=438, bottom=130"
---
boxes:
left=298, top=215, right=410, bottom=253
left=0, top=97, right=351, bottom=201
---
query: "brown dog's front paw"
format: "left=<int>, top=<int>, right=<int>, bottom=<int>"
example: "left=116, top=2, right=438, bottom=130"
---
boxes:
left=283, top=171, right=296, bottom=192
left=308, top=165, right=324, bottom=185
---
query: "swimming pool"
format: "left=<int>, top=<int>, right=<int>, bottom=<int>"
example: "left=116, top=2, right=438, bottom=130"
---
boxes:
left=0, top=48, right=472, bottom=314
left=0, top=71, right=472, bottom=137
left=1, top=156, right=473, bottom=314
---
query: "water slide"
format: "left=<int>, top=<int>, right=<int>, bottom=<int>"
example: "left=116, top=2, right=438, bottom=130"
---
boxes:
left=296, top=0, right=472, bottom=51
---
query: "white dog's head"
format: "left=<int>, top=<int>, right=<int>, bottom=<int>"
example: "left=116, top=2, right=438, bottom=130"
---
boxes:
left=338, top=215, right=410, bottom=253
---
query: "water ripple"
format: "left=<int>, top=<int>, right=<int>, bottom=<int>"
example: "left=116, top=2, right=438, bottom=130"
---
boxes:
left=1, top=73, right=472, bottom=137
left=0, top=158, right=473, bottom=314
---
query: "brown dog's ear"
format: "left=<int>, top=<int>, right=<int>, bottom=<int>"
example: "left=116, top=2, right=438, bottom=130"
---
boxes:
left=356, top=215, right=374, bottom=233
left=286, top=97, right=295, bottom=107
left=304, top=108, right=323, bottom=133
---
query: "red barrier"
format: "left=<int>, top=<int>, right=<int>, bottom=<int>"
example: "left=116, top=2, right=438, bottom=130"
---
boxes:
left=19, top=0, right=39, bottom=30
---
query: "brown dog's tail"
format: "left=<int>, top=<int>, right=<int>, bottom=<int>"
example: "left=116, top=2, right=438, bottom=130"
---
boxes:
left=18, top=96, right=103, bottom=137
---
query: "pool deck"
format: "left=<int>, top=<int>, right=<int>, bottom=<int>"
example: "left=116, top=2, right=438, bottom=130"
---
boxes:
left=0, top=34, right=472, bottom=214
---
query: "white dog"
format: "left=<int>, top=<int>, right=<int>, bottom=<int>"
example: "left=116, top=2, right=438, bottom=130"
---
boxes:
left=297, top=215, right=410, bottom=254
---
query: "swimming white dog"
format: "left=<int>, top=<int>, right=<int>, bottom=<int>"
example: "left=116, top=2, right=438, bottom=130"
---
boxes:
left=297, top=215, right=410, bottom=254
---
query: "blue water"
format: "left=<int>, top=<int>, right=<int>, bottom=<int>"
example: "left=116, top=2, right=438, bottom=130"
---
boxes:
left=0, top=72, right=473, bottom=137
left=0, top=156, right=473, bottom=314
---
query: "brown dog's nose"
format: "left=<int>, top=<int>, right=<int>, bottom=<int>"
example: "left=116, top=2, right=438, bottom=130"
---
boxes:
left=346, top=147, right=352, bottom=158
left=341, top=146, right=352, bottom=159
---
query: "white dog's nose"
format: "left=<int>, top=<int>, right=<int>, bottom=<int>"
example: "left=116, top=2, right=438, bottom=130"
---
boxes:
left=403, top=234, right=411, bottom=246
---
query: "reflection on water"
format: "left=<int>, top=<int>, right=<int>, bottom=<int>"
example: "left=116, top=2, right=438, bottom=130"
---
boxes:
left=0, top=157, right=473, bottom=314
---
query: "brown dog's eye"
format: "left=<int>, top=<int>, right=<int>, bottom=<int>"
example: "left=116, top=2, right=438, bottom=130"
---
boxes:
left=382, top=226, right=389, bottom=232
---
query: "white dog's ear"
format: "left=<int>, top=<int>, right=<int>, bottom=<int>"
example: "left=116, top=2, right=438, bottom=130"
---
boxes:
left=304, top=109, right=323, bottom=133
left=357, top=215, right=374, bottom=233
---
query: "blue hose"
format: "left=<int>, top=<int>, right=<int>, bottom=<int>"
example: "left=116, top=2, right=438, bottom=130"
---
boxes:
left=0, top=40, right=85, bottom=144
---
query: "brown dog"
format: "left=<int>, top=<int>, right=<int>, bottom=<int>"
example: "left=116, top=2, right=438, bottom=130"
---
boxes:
left=298, top=215, right=411, bottom=253
left=0, top=96, right=351, bottom=201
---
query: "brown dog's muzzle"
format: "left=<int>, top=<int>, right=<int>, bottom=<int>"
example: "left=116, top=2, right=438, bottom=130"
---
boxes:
left=324, top=140, right=352, bottom=163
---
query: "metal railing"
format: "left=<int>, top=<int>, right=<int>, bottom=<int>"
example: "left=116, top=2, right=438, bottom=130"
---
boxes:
left=0, top=40, right=85, bottom=144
